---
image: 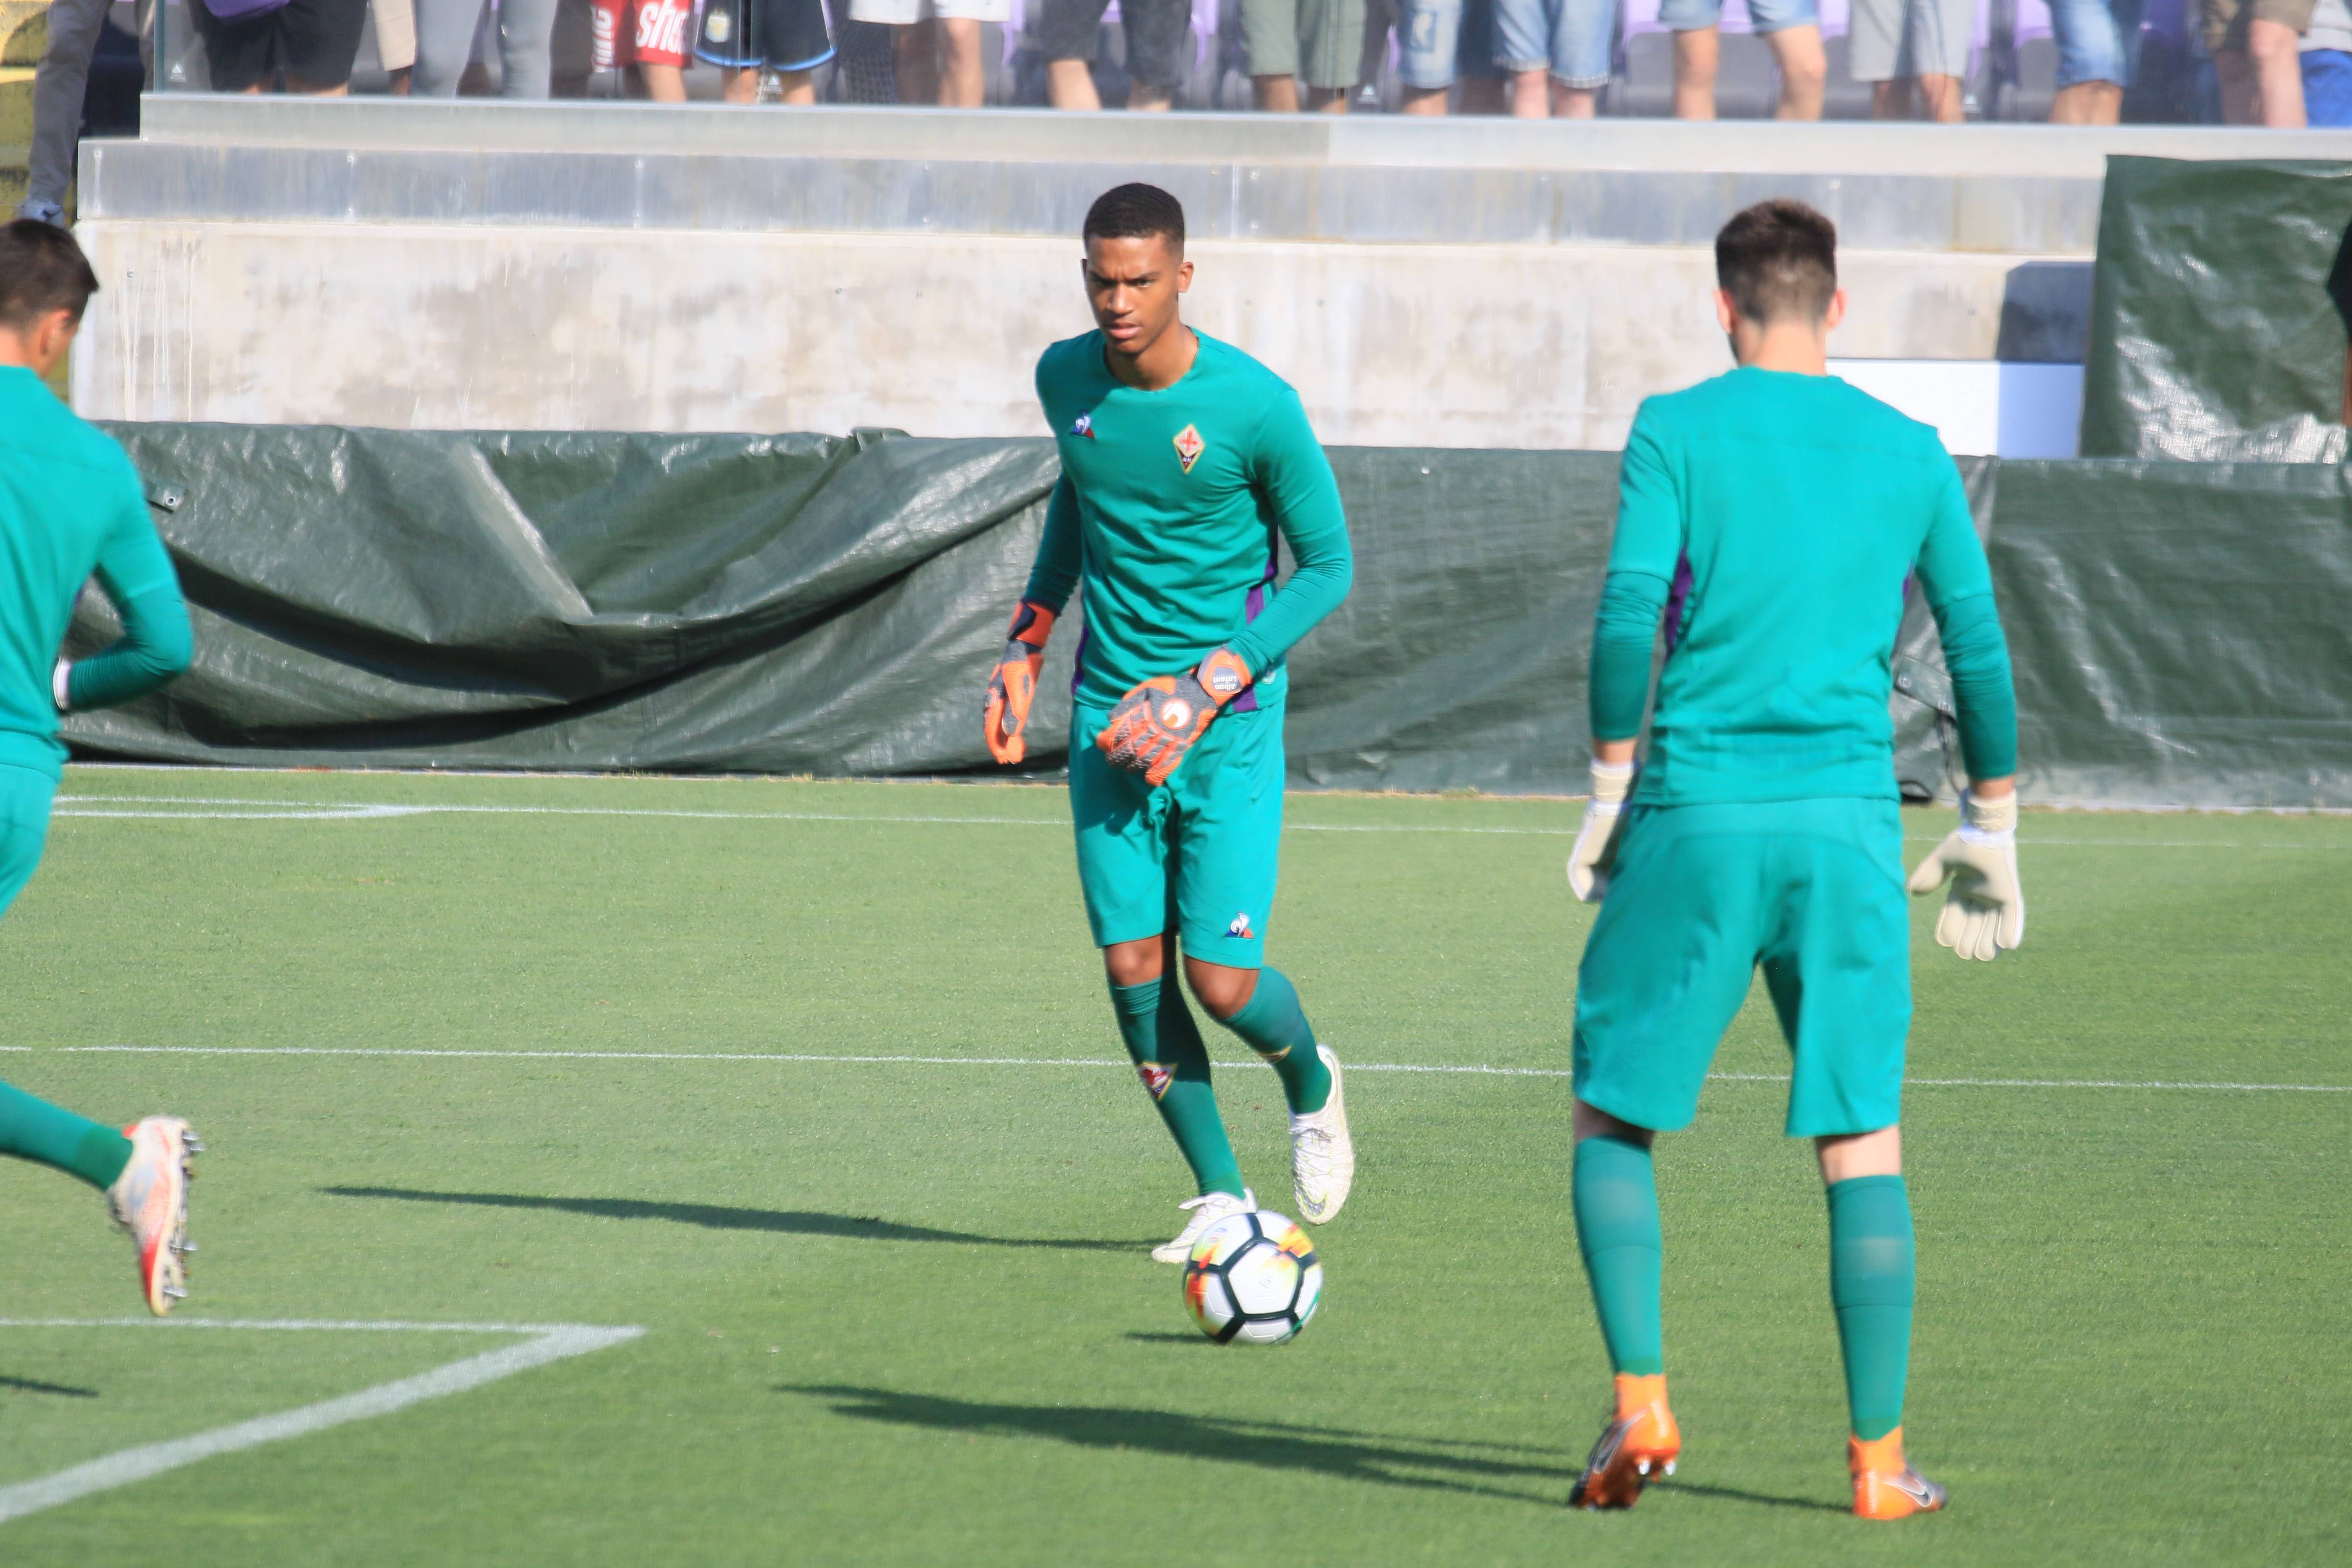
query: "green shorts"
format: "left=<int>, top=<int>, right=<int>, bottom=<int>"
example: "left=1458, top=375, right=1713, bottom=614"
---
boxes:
left=1572, top=797, right=1912, bottom=1139
left=1069, top=698, right=1284, bottom=968
left=0, top=763, right=52, bottom=918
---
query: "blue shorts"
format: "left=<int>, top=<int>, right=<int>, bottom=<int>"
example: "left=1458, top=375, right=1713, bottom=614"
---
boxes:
left=1572, top=798, right=1913, bottom=1139
left=2304, top=48, right=2352, bottom=125
left=1491, top=0, right=1613, bottom=86
left=1657, top=0, right=1817, bottom=31
left=2048, top=0, right=2146, bottom=88
left=1398, top=0, right=1504, bottom=88
left=1068, top=700, right=1285, bottom=970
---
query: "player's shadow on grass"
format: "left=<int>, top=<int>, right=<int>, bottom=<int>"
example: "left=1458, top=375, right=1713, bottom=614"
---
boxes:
left=323, top=1187, right=1151, bottom=1252
left=783, top=1384, right=1580, bottom=1506
left=0, top=1374, right=98, bottom=1398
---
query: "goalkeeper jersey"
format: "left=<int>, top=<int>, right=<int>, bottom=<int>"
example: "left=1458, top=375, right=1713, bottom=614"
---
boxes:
left=1024, top=329, right=1353, bottom=715
left=0, top=368, right=191, bottom=779
left=1590, top=366, right=2017, bottom=806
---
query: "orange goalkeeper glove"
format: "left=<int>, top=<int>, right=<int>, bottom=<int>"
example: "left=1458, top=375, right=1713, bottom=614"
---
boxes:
left=1095, top=648, right=1251, bottom=787
left=982, top=600, right=1057, bottom=766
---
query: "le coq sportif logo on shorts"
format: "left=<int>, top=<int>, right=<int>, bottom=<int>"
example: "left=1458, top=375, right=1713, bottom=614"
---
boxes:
left=1227, top=912, right=1253, bottom=940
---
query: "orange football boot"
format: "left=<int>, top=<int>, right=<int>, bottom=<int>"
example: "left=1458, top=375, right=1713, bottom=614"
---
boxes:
left=1570, top=1373, right=1681, bottom=1509
left=1850, top=1429, right=1946, bottom=1519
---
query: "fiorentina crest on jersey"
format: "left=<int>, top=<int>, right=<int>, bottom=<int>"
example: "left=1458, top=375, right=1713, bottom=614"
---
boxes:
left=1072, top=410, right=1096, bottom=439
left=1137, top=1062, right=1173, bottom=1099
left=1173, top=423, right=1206, bottom=473
left=1227, top=911, right=1253, bottom=940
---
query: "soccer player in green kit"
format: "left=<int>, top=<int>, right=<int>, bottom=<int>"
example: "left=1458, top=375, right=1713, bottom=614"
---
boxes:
left=982, top=184, right=1357, bottom=1262
left=0, top=219, right=202, bottom=1314
left=1559, top=200, right=2024, bottom=1519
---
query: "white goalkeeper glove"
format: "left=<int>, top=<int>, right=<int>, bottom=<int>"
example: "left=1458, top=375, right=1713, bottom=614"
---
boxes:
left=1905, top=789, right=2024, bottom=962
left=1566, top=759, right=1638, bottom=903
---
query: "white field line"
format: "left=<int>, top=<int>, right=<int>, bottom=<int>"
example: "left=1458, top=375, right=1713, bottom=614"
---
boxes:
left=34, top=1044, right=2350, bottom=1093
left=46, top=796, right=2352, bottom=848
left=0, top=1318, right=642, bottom=1526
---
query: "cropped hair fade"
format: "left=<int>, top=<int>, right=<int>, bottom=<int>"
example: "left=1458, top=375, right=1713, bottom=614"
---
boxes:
left=0, top=219, right=99, bottom=330
left=1714, top=199, right=1838, bottom=326
left=1083, top=184, right=1185, bottom=255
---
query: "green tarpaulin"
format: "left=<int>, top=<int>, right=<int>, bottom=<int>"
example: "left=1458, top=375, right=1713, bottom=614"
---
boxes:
left=60, top=426, right=2352, bottom=809
left=2081, top=156, right=2352, bottom=461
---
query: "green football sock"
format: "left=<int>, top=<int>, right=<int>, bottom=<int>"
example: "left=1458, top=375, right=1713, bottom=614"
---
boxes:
left=0, top=1078, right=132, bottom=1190
left=1573, top=1133, right=1665, bottom=1376
left=1827, top=1174, right=1916, bottom=1442
left=1109, top=979, right=1244, bottom=1198
left=1212, top=968, right=1331, bottom=1115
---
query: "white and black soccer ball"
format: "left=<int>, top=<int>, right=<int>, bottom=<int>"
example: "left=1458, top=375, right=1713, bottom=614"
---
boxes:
left=1182, top=1209, right=1323, bottom=1345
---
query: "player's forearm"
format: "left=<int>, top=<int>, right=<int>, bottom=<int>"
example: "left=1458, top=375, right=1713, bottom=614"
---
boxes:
left=1589, top=570, right=1669, bottom=744
left=1225, top=532, right=1351, bottom=675
left=65, top=578, right=193, bottom=712
left=1933, top=591, right=2017, bottom=782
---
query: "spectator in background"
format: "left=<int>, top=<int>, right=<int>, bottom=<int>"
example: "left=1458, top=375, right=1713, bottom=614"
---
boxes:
left=1042, top=0, right=1187, bottom=107
left=1246, top=0, right=1366, bottom=109
left=2302, top=0, right=2352, bottom=122
left=591, top=0, right=697, bottom=95
left=190, top=0, right=371, bottom=93
left=851, top=0, right=1001, bottom=104
left=1492, top=0, right=1610, bottom=115
left=1661, top=0, right=1825, bottom=116
left=2046, top=0, right=2143, bottom=120
left=2206, top=0, right=2309, bottom=122
left=17, top=0, right=149, bottom=222
left=413, top=0, right=560, bottom=93
left=374, top=0, right=417, bottom=89
left=1850, top=0, right=1971, bottom=119
left=695, top=0, right=834, bottom=101
left=1398, top=0, right=1507, bottom=111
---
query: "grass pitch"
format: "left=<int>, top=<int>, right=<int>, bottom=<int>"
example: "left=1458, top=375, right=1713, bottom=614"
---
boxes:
left=0, top=767, right=2345, bottom=1565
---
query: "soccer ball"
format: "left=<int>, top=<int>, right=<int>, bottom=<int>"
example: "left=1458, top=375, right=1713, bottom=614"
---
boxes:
left=1182, top=1209, right=1322, bottom=1345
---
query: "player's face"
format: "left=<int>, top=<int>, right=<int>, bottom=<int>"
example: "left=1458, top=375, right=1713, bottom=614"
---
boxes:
left=1083, top=235, right=1193, bottom=358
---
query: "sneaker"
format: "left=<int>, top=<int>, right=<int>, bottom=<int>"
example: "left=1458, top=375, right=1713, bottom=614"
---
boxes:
left=1570, top=1373, right=1681, bottom=1510
left=1149, top=1188, right=1254, bottom=1264
left=1289, top=1044, right=1354, bottom=1224
left=1850, top=1430, right=1945, bottom=1520
left=106, top=1116, right=199, bottom=1315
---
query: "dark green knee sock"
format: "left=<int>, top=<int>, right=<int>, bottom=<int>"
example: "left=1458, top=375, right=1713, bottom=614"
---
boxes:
left=1573, top=1134, right=1665, bottom=1376
left=1109, top=980, right=1244, bottom=1198
left=0, top=1078, right=133, bottom=1190
left=1827, top=1174, right=1916, bottom=1442
left=1213, top=968, right=1332, bottom=1115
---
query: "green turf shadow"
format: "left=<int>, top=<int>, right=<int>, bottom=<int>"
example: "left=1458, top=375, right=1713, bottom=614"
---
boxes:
left=781, top=1384, right=1584, bottom=1506
left=322, top=1186, right=1154, bottom=1251
left=0, top=1373, right=99, bottom=1399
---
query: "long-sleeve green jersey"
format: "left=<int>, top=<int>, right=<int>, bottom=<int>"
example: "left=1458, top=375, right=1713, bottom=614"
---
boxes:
left=1024, top=329, right=1353, bottom=714
left=0, top=367, right=193, bottom=778
left=1590, top=367, right=2016, bottom=805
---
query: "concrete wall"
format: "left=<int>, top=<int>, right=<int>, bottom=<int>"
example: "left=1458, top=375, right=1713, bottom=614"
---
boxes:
left=71, top=222, right=2073, bottom=447
left=79, top=97, right=2333, bottom=444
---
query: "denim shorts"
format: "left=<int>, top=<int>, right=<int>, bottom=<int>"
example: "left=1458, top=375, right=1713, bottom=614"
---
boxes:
left=1657, top=0, right=1817, bottom=31
left=1398, top=0, right=1503, bottom=87
left=1491, top=0, right=1612, bottom=84
left=2048, top=0, right=2145, bottom=86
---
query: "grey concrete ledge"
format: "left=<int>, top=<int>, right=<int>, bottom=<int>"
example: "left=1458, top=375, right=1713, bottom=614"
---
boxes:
left=137, top=91, right=2352, bottom=177
left=85, top=139, right=2103, bottom=251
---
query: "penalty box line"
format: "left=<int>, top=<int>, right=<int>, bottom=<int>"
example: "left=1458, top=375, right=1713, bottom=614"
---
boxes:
left=0, top=1317, right=643, bottom=1526
left=21, top=1044, right=2350, bottom=1093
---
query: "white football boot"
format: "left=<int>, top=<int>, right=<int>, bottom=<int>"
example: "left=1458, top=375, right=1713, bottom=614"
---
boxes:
left=107, top=1116, right=199, bottom=1315
left=1151, top=1188, right=1256, bottom=1264
left=1289, top=1044, right=1355, bottom=1224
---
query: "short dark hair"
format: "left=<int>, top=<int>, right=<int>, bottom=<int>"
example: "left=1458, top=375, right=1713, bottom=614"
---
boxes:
left=1715, top=199, right=1837, bottom=325
left=1083, top=183, right=1185, bottom=255
left=0, top=219, right=99, bottom=330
